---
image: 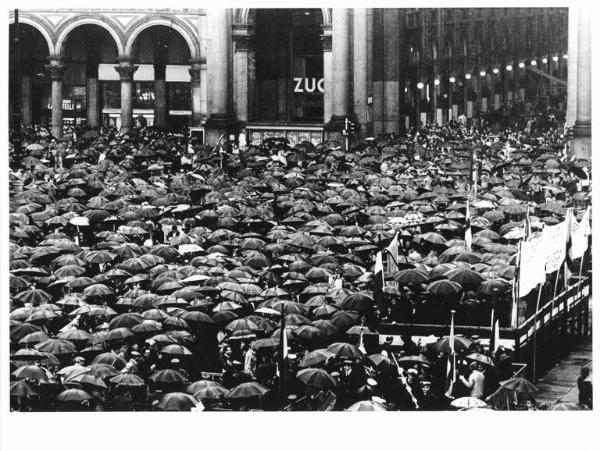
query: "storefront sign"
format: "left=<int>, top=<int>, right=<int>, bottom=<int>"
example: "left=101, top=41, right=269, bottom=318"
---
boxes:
left=47, top=100, right=75, bottom=111
left=293, top=77, right=324, bottom=93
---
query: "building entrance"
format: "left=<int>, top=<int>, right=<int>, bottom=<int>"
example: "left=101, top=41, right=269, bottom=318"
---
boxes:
left=255, top=9, right=324, bottom=123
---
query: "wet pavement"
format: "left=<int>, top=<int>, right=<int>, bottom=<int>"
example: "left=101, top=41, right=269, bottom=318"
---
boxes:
left=535, top=339, right=592, bottom=406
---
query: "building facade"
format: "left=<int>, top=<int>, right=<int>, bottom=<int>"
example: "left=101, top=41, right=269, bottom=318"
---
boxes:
left=9, top=8, right=578, bottom=146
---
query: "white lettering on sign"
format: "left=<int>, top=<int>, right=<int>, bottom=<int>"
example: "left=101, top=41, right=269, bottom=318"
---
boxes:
left=293, top=78, right=325, bottom=93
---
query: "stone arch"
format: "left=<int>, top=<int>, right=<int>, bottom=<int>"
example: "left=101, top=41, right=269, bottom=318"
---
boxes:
left=9, top=12, right=54, bottom=55
left=54, top=15, right=125, bottom=57
left=234, top=8, right=331, bottom=26
left=124, top=15, right=201, bottom=60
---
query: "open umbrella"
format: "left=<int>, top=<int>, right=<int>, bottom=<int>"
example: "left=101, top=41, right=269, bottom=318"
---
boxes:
left=548, top=403, right=589, bottom=411
left=57, top=388, right=93, bottom=403
left=499, top=377, right=539, bottom=396
left=466, top=353, right=495, bottom=367
left=110, top=373, right=146, bottom=388
left=450, top=397, right=488, bottom=409
left=193, top=384, right=228, bottom=400
left=346, top=400, right=387, bottom=411
left=434, top=335, right=472, bottom=354
left=10, top=380, right=39, bottom=397
left=226, top=382, right=269, bottom=399
left=327, top=342, right=363, bottom=359
left=297, top=368, right=337, bottom=390
left=156, top=392, right=201, bottom=411
left=148, top=369, right=188, bottom=385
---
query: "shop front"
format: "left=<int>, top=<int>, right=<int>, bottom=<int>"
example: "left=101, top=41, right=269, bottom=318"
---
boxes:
left=245, top=9, right=326, bottom=145
left=99, top=63, right=192, bottom=129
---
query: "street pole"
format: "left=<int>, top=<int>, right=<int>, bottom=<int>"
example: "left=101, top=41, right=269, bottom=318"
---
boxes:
left=344, top=117, right=349, bottom=151
left=14, top=9, right=22, bottom=151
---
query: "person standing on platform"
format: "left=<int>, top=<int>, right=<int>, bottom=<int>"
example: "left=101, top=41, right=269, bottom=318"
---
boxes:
left=577, top=366, right=592, bottom=409
left=459, top=362, right=485, bottom=399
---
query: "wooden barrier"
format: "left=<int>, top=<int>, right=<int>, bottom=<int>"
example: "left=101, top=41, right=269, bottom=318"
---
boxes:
left=375, top=277, right=591, bottom=381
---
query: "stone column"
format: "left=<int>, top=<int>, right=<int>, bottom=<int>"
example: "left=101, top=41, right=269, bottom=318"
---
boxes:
left=432, top=72, right=439, bottom=125
left=189, top=59, right=203, bottom=126
left=566, top=7, right=579, bottom=128
left=45, top=59, right=65, bottom=139
left=327, top=8, right=352, bottom=130
left=383, top=9, right=400, bottom=134
left=114, top=59, right=138, bottom=133
left=21, top=75, right=32, bottom=126
left=353, top=8, right=368, bottom=137
left=206, top=8, right=236, bottom=144
left=154, top=63, right=167, bottom=129
left=322, top=28, right=333, bottom=125
left=233, top=26, right=255, bottom=124
left=86, top=62, right=99, bottom=127
left=571, top=8, right=591, bottom=159
left=371, top=9, right=384, bottom=136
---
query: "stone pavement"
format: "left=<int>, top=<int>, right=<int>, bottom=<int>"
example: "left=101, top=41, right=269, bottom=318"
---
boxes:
left=535, top=339, right=592, bottom=406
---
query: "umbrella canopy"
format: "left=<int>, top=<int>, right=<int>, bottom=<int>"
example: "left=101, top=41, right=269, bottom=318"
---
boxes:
left=156, top=392, right=201, bottom=411
left=192, top=384, right=229, bottom=400
left=148, top=369, right=188, bottom=385
left=499, top=377, right=539, bottom=396
left=296, top=368, right=337, bottom=390
left=434, top=335, right=472, bottom=354
left=466, top=353, right=495, bottom=367
left=56, top=389, right=93, bottom=403
left=450, top=397, right=488, bottom=409
left=326, top=342, right=363, bottom=359
left=346, top=400, right=387, bottom=411
left=226, top=382, right=269, bottom=399
left=548, top=403, right=590, bottom=411
left=10, top=380, right=40, bottom=397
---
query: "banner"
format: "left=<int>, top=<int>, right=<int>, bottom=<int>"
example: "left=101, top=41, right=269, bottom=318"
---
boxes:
left=518, top=235, right=546, bottom=297
left=542, top=219, right=568, bottom=273
left=569, top=207, right=591, bottom=260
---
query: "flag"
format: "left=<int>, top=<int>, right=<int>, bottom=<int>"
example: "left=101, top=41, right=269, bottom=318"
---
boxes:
left=465, top=199, right=472, bottom=250
left=518, top=234, right=546, bottom=297
left=569, top=206, right=591, bottom=259
left=373, top=251, right=386, bottom=316
left=445, top=310, right=457, bottom=398
left=510, top=242, right=521, bottom=328
left=524, top=204, right=532, bottom=239
left=564, top=208, right=575, bottom=287
left=278, top=313, right=288, bottom=395
left=386, top=233, right=399, bottom=274
left=490, top=307, right=500, bottom=353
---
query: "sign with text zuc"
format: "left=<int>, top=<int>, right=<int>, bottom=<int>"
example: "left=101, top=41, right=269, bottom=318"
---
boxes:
left=293, top=78, right=325, bottom=93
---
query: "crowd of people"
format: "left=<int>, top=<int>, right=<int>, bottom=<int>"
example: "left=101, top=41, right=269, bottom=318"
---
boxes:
left=8, top=97, right=592, bottom=411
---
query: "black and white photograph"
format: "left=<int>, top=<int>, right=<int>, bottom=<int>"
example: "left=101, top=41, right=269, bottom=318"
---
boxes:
left=1, top=1, right=597, bottom=450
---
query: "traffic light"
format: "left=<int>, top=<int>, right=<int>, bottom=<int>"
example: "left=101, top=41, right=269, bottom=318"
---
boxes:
left=344, top=118, right=359, bottom=136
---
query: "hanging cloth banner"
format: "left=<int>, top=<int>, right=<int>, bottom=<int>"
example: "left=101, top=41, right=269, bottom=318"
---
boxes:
left=518, top=234, right=547, bottom=298
left=542, top=219, right=568, bottom=273
left=569, top=207, right=591, bottom=260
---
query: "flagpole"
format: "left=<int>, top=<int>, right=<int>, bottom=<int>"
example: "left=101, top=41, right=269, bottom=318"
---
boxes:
left=511, top=241, right=522, bottom=329
left=552, top=263, right=562, bottom=299
left=445, top=309, right=456, bottom=399
left=532, top=282, right=543, bottom=382
left=278, top=311, right=287, bottom=396
left=490, top=302, right=496, bottom=354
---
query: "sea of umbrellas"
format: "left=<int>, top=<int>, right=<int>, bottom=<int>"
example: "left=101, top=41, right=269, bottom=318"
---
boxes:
left=8, top=118, right=591, bottom=411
